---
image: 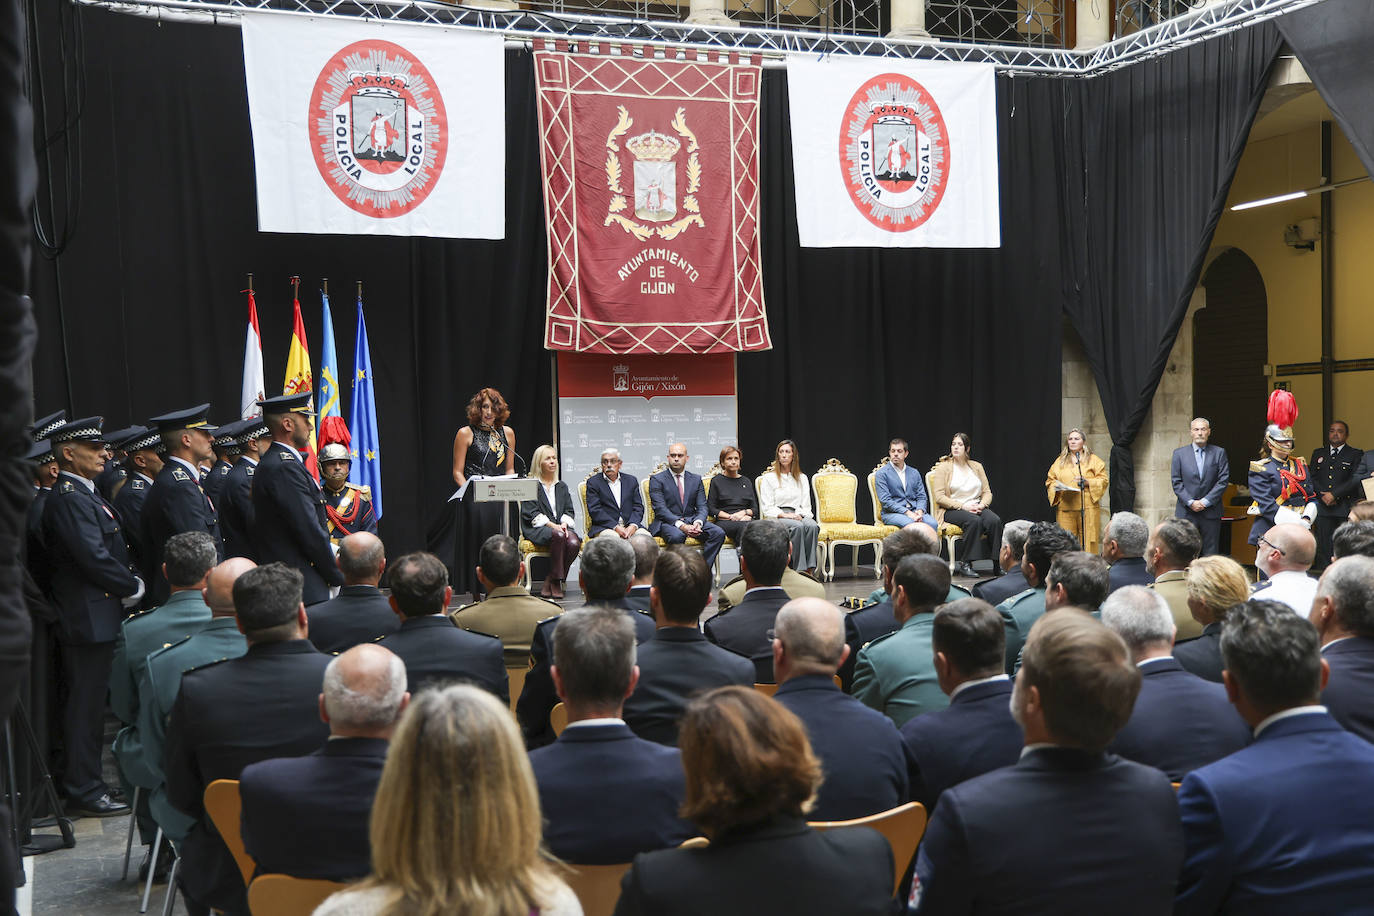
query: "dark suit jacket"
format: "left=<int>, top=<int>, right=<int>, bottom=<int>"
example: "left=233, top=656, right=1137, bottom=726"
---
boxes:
left=1107, top=658, right=1250, bottom=780
left=970, top=567, right=1028, bottom=608
left=648, top=468, right=708, bottom=534
left=163, top=639, right=331, bottom=912
left=141, top=459, right=223, bottom=606
left=1321, top=636, right=1374, bottom=743
left=613, top=815, right=895, bottom=916
left=702, top=586, right=789, bottom=661
left=1174, top=622, right=1224, bottom=683
left=529, top=722, right=694, bottom=864
left=219, top=458, right=256, bottom=560
left=307, top=584, right=400, bottom=654
left=915, top=747, right=1182, bottom=915
left=376, top=616, right=507, bottom=702
left=1171, top=443, right=1230, bottom=520
left=1309, top=444, right=1366, bottom=515
left=585, top=472, right=643, bottom=536
left=623, top=585, right=652, bottom=614
left=840, top=598, right=901, bottom=692
left=251, top=441, right=343, bottom=606
left=623, top=627, right=754, bottom=745
left=517, top=600, right=656, bottom=748
left=520, top=480, right=577, bottom=542
left=774, top=674, right=909, bottom=821
left=899, top=678, right=1022, bottom=813
left=239, top=736, right=387, bottom=881
left=1176, top=712, right=1374, bottom=914
left=1107, top=556, right=1154, bottom=594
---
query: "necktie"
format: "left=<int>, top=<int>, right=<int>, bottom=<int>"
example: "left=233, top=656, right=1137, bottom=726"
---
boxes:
left=677, top=474, right=685, bottom=506
left=1195, top=447, right=1204, bottom=477
left=1333, top=446, right=1340, bottom=458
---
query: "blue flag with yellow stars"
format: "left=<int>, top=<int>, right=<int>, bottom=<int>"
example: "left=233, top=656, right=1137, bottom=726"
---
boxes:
left=348, top=294, right=383, bottom=519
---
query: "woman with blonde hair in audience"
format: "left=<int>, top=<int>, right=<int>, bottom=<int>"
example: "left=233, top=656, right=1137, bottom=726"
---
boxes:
left=1175, top=555, right=1251, bottom=684
left=756, top=439, right=820, bottom=573
left=312, top=684, right=579, bottom=916
left=929, top=432, right=1002, bottom=578
left=613, top=686, right=893, bottom=915
left=1045, top=428, right=1109, bottom=553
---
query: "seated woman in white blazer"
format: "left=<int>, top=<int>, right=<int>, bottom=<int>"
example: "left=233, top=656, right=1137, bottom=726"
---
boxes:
left=756, top=439, right=820, bottom=574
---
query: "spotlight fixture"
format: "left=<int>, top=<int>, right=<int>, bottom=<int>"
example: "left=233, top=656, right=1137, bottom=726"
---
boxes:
left=1231, top=175, right=1371, bottom=211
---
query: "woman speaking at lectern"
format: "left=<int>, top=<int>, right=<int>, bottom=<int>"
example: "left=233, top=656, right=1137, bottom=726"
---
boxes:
left=1045, top=428, right=1108, bottom=553
left=450, top=388, right=517, bottom=601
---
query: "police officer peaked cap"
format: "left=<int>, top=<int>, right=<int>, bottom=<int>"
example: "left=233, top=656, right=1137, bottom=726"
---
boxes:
left=32, top=410, right=67, bottom=441
left=236, top=418, right=272, bottom=445
left=257, top=392, right=313, bottom=414
left=213, top=419, right=249, bottom=448
left=25, top=439, right=55, bottom=464
left=47, top=417, right=106, bottom=444
left=102, top=425, right=142, bottom=451
left=116, top=425, right=162, bottom=454
left=149, top=404, right=217, bottom=435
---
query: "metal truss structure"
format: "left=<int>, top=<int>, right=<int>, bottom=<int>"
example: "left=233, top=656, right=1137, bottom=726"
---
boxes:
left=76, top=0, right=1327, bottom=75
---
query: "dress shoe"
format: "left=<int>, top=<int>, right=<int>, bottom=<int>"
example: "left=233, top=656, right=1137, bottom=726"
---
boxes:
left=137, top=841, right=176, bottom=882
left=107, top=785, right=128, bottom=802
left=954, top=561, right=978, bottom=579
left=67, top=793, right=130, bottom=818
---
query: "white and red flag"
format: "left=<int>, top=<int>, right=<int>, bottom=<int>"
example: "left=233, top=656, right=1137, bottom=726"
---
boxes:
left=240, top=288, right=266, bottom=419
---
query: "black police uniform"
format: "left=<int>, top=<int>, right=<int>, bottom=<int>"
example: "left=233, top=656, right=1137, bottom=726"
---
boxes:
left=252, top=441, right=343, bottom=605
left=140, top=459, right=223, bottom=607
left=220, top=457, right=257, bottom=560
left=112, top=473, right=153, bottom=573
left=203, top=459, right=234, bottom=505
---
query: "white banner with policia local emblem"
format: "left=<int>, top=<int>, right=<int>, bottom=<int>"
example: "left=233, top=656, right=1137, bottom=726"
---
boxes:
left=241, top=14, right=504, bottom=239
left=787, top=55, right=1000, bottom=248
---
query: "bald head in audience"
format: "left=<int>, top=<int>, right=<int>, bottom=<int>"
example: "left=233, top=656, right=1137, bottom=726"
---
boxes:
left=1257, top=523, right=1316, bottom=578
left=203, top=557, right=257, bottom=618
left=319, top=644, right=409, bottom=739
left=773, top=597, right=848, bottom=682
left=337, top=532, right=386, bottom=586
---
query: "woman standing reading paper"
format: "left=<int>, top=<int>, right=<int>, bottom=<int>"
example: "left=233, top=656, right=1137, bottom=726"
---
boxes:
left=450, top=388, right=517, bottom=601
left=1045, top=429, right=1108, bottom=553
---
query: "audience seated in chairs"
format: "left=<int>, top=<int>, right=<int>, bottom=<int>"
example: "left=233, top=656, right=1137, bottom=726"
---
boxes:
left=770, top=597, right=908, bottom=821
left=1174, top=555, right=1250, bottom=683
left=312, top=684, right=580, bottom=916
left=521, top=444, right=582, bottom=599
left=851, top=554, right=952, bottom=727
left=1146, top=517, right=1204, bottom=639
left=623, top=547, right=753, bottom=745
left=612, top=686, right=895, bottom=916
left=841, top=525, right=941, bottom=692
left=914, top=611, right=1183, bottom=914
left=996, top=522, right=1079, bottom=673
left=1005, top=550, right=1112, bottom=675
left=970, top=519, right=1032, bottom=607
left=1331, top=518, right=1374, bottom=559
left=703, top=520, right=792, bottom=669
left=451, top=535, right=562, bottom=666
left=715, top=563, right=825, bottom=613
left=1102, top=512, right=1155, bottom=595
left=1250, top=522, right=1318, bottom=615
left=706, top=445, right=757, bottom=547
left=900, top=598, right=1021, bottom=814
left=622, top=535, right=657, bottom=613
left=240, top=644, right=408, bottom=881
left=1176, top=600, right=1374, bottom=913
left=586, top=448, right=648, bottom=541
left=1101, top=586, right=1249, bottom=781
left=306, top=532, right=398, bottom=654
left=1310, top=555, right=1374, bottom=743
left=375, top=552, right=507, bottom=702
left=755, top=440, right=820, bottom=574
left=529, top=604, right=696, bottom=864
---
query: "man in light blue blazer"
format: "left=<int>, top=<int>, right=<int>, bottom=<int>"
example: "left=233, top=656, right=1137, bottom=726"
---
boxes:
left=874, top=438, right=937, bottom=531
left=1175, top=600, right=1374, bottom=915
left=1170, top=417, right=1230, bottom=556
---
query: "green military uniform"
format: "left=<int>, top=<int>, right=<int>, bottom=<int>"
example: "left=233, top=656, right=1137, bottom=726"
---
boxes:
left=997, top=587, right=1046, bottom=674
left=1149, top=569, right=1200, bottom=640
left=450, top=585, right=562, bottom=666
left=864, top=582, right=971, bottom=607
left=717, top=567, right=827, bottom=611
left=850, top=613, right=949, bottom=727
left=134, top=618, right=247, bottom=842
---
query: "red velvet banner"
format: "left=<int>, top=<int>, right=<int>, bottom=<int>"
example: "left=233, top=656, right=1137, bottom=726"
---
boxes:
left=534, top=44, right=770, bottom=354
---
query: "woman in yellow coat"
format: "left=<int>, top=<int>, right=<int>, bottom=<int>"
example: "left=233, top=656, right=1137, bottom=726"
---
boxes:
left=1045, top=428, right=1109, bottom=553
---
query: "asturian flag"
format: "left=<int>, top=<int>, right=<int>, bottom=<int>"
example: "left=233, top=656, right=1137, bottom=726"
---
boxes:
left=787, top=55, right=1000, bottom=248
left=240, top=289, right=266, bottom=419
left=348, top=295, right=382, bottom=518
left=284, top=292, right=319, bottom=477
left=317, top=290, right=351, bottom=449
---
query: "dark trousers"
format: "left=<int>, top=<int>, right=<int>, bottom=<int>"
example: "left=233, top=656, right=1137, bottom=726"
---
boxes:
left=1193, top=515, right=1222, bottom=558
left=716, top=518, right=749, bottom=545
left=1314, top=513, right=1343, bottom=567
left=59, top=640, right=115, bottom=802
left=943, top=508, right=1003, bottom=563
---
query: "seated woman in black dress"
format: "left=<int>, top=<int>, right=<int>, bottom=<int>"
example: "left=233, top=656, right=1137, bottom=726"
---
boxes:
left=707, top=445, right=757, bottom=545
left=613, top=686, right=895, bottom=916
left=520, top=444, right=581, bottom=599
left=449, top=387, right=516, bottom=601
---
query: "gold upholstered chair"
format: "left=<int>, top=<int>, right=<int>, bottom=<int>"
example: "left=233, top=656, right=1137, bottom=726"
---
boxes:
left=866, top=459, right=903, bottom=544
left=811, top=459, right=888, bottom=582
left=641, top=462, right=707, bottom=553
left=925, top=469, right=963, bottom=572
left=519, top=466, right=601, bottom=590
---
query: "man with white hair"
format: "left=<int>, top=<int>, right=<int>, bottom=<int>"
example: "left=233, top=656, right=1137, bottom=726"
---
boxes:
left=239, top=643, right=409, bottom=881
left=1102, top=512, right=1154, bottom=594
left=1251, top=523, right=1318, bottom=615
left=1310, top=555, right=1374, bottom=743
left=1102, top=586, right=1249, bottom=780
left=585, top=448, right=647, bottom=539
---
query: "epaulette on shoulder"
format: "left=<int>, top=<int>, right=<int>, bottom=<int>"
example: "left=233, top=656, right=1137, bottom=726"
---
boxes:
left=147, top=634, right=193, bottom=661
left=535, top=614, right=561, bottom=628
left=122, top=607, right=155, bottom=623
left=719, top=573, right=744, bottom=589
left=171, top=467, right=191, bottom=482
left=536, top=596, right=562, bottom=610
left=450, top=601, right=480, bottom=616
left=279, top=450, right=296, bottom=461
left=372, top=633, right=389, bottom=643
left=999, top=588, right=1036, bottom=609
left=130, top=478, right=147, bottom=491
left=632, top=607, right=653, bottom=618
left=863, top=629, right=898, bottom=651
left=1249, top=459, right=1270, bottom=473
left=181, top=654, right=233, bottom=676
left=216, top=465, right=230, bottom=477
left=58, top=480, right=75, bottom=493
left=950, top=583, right=972, bottom=598
left=245, top=465, right=255, bottom=477
left=464, top=627, right=503, bottom=642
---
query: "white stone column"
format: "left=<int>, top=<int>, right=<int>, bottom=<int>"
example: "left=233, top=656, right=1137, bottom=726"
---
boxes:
left=887, top=0, right=929, bottom=40
left=685, top=0, right=733, bottom=27
left=1075, top=0, right=1111, bottom=50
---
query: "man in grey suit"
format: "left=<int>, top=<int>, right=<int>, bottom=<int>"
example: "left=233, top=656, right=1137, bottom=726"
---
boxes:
left=1171, top=418, right=1230, bottom=557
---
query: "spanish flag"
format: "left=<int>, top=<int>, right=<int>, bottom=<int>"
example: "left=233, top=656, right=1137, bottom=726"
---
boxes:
left=283, top=292, right=319, bottom=478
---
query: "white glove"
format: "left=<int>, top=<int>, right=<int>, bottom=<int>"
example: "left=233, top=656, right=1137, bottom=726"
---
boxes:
left=121, top=577, right=146, bottom=609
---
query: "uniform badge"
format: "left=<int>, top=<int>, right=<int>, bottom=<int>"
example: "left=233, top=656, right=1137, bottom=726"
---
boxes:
left=59, top=480, right=74, bottom=493
left=172, top=468, right=190, bottom=482
left=131, top=478, right=146, bottom=490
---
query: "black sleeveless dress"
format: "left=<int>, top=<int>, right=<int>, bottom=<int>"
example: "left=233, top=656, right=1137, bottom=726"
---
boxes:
left=450, top=427, right=514, bottom=597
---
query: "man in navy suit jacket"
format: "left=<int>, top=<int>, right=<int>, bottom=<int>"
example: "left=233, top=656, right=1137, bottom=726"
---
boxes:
left=916, top=610, right=1182, bottom=915
left=1102, top=512, right=1155, bottom=594
left=306, top=532, right=399, bottom=653
left=1310, top=556, right=1374, bottom=743
left=1176, top=600, right=1374, bottom=913
left=900, top=598, right=1021, bottom=814
left=704, top=520, right=791, bottom=667
left=529, top=605, right=695, bottom=864
left=240, top=644, right=405, bottom=881
left=772, top=597, right=908, bottom=821
left=648, top=443, right=725, bottom=566
left=970, top=520, right=1032, bottom=607
left=1101, top=586, right=1249, bottom=780
left=1170, top=418, right=1231, bottom=557
left=585, top=449, right=646, bottom=539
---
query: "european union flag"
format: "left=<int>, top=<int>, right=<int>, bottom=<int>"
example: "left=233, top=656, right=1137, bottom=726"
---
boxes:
left=349, top=294, right=383, bottom=518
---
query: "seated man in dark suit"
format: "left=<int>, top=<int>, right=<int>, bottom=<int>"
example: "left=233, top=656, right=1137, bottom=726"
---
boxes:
left=518, top=537, right=656, bottom=748
left=648, top=442, right=726, bottom=568
left=970, top=519, right=1031, bottom=607
left=772, top=597, right=908, bottom=821
left=703, top=520, right=791, bottom=667
left=163, top=563, right=333, bottom=916
left=1309, top=554, right=1374, bottom=743
left=1102, top=512, right=1155, bottom=594
left=1101, top=586, right=1249, bottom=780
left=900, top=598, right=1021, bottom=814
left=376, top=552, right=506, bottom=702
left=585, top=447, right=647, bottom=540
left=306, top=531, right=398, bottom=654
left=624, top=547, right=753, bottom=745
left=240, top=643, right=407, bottom=881
left=622, top=534, right=657, bottom=613
left=915, top=611, right=1183, bottom=915
left=529, top=605, right=695, bottom=863
left=1176, top=600, right=1374, bottom=913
